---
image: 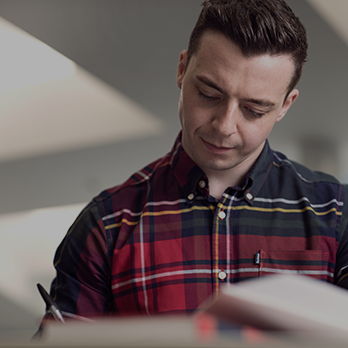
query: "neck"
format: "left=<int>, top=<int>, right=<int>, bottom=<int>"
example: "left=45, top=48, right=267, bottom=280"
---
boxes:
left=204, top=146, right=264, bottom=200
left=206, top=169, right=245, bottom=200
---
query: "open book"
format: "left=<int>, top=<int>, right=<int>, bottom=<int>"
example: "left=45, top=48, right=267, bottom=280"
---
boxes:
left=29, top=275, right=348, bottom=348
left=202, top=274, right=348, bottom=343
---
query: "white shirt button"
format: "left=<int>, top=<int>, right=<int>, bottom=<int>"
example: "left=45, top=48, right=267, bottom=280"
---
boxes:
left=198, top=180, right=206, bottom=188
left=246, top=192, right=253, bottom=200
left=218, top=271, right=227, bottom=280
left=218, top=211, right=226, bottom=220
left=187, top=193, right=195, bottom=201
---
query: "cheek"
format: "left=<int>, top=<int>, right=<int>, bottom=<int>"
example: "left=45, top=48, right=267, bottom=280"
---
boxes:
left=178, top=93, right=193, bottom=129
left=179, top=95, right=204, bottom=130
left=240, top=120, right=274, bottom=145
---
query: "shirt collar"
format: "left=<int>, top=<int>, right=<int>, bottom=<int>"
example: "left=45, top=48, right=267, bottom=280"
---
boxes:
left=169, top=132, right=273, bottom=204
left=242, top=140, right=273, bottom=205
left=169, top=132, right=205, bottom=201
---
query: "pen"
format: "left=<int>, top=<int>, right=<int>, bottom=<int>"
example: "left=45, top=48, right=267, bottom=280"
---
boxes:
left=37, top=283, right=65, bottom=323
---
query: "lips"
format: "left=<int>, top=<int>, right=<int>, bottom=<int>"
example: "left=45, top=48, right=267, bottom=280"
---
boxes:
left=201, top=137, right=233, bottom=154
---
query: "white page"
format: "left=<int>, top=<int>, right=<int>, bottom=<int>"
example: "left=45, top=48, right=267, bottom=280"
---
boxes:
left=203, top=274, right=348, bottom=341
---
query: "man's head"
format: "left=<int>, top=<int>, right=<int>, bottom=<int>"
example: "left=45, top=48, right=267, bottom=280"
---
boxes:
left=187, top=0, right=308, bottom=95
left=176, top=0, right=306, bottom=186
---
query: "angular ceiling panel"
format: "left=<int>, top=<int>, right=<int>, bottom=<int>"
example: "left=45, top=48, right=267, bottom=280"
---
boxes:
left=0, top=16, right=164, bottom=162
left=306, top=0, right=348, bottom=46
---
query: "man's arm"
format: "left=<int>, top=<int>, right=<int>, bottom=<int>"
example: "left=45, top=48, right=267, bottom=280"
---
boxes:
left=49, top=201, right=113, bottom=319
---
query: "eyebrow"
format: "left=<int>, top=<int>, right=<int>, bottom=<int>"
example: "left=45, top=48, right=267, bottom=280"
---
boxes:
left=196, top=75, right=224, bottom=94
left=242, top=98, right=276, bottom=108
left=197, top=75, right=276, bottom=108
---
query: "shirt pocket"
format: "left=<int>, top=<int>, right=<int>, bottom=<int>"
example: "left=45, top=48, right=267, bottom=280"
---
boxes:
left=256, top=250, right=333, bottom=282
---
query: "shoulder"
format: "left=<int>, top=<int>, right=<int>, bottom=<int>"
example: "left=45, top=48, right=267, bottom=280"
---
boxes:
left=92, top=152, right=172, bottom=214
left=271, top=149, right=341, bottom=185
left=259, top=146, right=348, bottom=208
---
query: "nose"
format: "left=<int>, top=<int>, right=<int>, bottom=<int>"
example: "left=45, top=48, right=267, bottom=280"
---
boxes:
left=211, top=102, right=238, bottom=137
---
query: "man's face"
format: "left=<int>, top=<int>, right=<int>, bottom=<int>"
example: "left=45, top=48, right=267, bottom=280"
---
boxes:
left=176, top=30, right=298, bottom=178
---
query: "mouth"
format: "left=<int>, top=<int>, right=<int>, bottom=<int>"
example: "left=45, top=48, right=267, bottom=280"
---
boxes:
left=201, top=138, right=233, bottom=154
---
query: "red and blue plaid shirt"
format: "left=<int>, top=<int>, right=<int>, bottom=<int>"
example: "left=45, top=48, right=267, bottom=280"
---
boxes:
left=50, top=133, right=348, bottom=319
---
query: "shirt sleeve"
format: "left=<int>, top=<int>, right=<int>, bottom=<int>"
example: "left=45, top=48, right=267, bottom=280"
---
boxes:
left=335, top=186, right=348, bottom=289
left=49, top=200, right=114, bottom=319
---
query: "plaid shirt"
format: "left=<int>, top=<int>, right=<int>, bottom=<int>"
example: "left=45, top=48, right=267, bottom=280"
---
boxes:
left=50, top=133, right=348, bottom=319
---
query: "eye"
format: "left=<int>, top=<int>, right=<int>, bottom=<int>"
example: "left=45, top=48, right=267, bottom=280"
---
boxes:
left=198, top=90, right=220, bottom=102
left=244, top=107, right=265, bottom=118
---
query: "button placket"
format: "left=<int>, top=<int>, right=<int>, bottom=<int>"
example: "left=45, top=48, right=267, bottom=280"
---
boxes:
left=213, top=200, right=230, bottom=292
left=218, top=210, right=226, bottom=220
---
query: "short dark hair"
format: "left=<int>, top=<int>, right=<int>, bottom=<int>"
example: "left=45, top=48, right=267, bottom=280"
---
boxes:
left=187, top=0, right=308, bottom=94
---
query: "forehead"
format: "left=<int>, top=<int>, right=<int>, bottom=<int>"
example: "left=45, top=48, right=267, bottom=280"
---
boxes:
left=189, top=31, right=295, bottom=98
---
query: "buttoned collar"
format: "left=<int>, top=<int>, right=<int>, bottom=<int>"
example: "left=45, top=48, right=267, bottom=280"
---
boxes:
left=169, top=132, right=273, bottom=205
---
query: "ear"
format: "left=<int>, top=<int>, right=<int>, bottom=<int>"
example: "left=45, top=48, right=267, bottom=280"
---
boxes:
left=276, top=89, right=299, bottom=122
left=176, top=50, right=188, bottom=89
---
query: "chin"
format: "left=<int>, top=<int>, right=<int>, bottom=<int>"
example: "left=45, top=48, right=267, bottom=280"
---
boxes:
left=200, top=159, right=239, bottom=172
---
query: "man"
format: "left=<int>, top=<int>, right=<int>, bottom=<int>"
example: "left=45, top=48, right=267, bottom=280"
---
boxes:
left=49, top=0, right=348, bottom=320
